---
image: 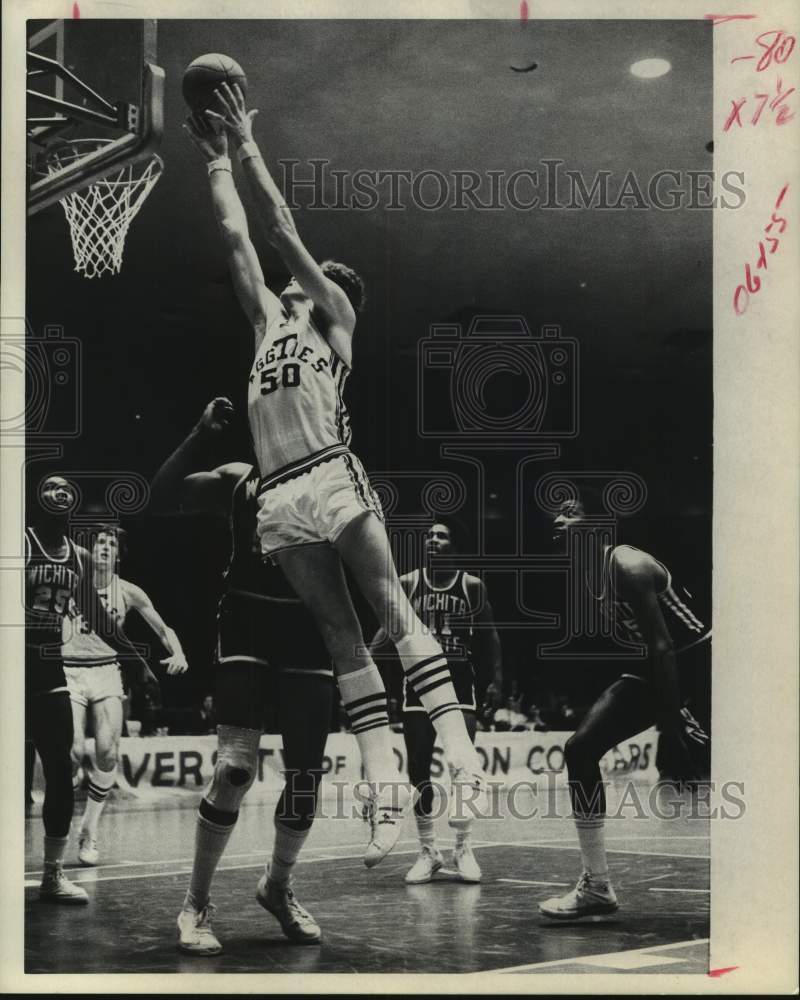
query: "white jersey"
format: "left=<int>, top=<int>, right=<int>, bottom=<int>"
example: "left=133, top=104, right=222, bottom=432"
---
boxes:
left=62, top=574, right=129, bottom=667
left=247, top=304, right=352, bottom=481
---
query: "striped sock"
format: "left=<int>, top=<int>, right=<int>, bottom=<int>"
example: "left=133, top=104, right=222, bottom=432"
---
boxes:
left=268, top=818, right=310, bottom=886
left=395, top=633, right=475, bottom=767
left=183, top=798, right=238, bottom=912
left=43, top=835, right=68, bottom=867
left=339, top=665, right=396, bottom=784
left=81, top=766, right=116, bottom=838
left=574, top=814, right=608, bottom=880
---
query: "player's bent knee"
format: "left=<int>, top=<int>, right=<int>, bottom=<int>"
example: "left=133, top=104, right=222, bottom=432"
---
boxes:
left=564, top=732, right=602, bottom=773
left=96, top=745, right=119, bottom=772
left=205, top=725, right=260, bottom=816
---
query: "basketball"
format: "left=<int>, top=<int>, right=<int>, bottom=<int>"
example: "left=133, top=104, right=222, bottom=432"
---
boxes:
left=182, top=54, right=247, bottom=112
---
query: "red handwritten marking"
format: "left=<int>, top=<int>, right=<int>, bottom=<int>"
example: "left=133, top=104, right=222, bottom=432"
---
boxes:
left=731, top=29, right=796, bottom=69
left=733, top=185, right=790, bottom=315
left=704, top=14, right=756, bottom=24
left=708, top=967, right=738, bottom=978
left=72, top=2, right=80, bottom=17
left=722, top=77, right=795, bottom=129
left=520, top=1, right=529, bottom=23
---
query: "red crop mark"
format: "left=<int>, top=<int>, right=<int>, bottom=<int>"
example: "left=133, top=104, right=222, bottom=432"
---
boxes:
left=72, top=2, right=80, bottom=17
left=708, top=966, right=738, bottom=978
left=520, top=1, right=529, bottom=24
left=704, top=14, right=756, bottom=25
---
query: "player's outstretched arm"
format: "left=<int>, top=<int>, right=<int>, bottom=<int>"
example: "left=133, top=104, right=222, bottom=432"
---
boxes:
left=209, top=84, right=356, bottom=353
left=122, top=582, right=189, bottom=676
left=150, top=398, right=246, bottom=517
left=184, top=113, right=281, bottom=340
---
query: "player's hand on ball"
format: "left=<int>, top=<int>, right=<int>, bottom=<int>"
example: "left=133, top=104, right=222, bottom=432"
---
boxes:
left=183, top=112, right=228, bottom=160
left=205, top=83, right=258, bottom=146
left=198, top=396, right=234, bottom=434
left=160, top=653, right=189, bottom=676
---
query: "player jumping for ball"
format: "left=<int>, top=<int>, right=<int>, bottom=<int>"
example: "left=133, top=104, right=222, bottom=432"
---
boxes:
left=62, top=525, right=189, bottom=867
left=538, top=492, right=710, bottom=920
left=372, top=518, right=503, bottom=884
left=183, top=85, right=486, bottom=866
left=152, top=397, right=334, bottom=952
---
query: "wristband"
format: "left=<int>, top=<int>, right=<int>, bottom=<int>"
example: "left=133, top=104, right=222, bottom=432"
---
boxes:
left=237, top=141, right=262, bottom=164
left=207, top=156, right=232, bottom=176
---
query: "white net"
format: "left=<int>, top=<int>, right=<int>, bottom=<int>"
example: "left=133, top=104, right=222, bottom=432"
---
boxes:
left=46, top=142, right=163, bottom=278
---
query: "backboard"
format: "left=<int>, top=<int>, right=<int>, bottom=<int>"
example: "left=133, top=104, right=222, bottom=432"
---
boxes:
left=26, top=19, right=164, bottom=215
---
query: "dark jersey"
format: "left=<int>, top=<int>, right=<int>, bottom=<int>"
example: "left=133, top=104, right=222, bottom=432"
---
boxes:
left=598, top=545, right=711, bottom=669
left=406, top=569, right=476, bottom=662
left=217, top=466, right=330, bottom=672
left=25, top=527, right=83, bottom=694
left=402, top=569, right=477, bottom=712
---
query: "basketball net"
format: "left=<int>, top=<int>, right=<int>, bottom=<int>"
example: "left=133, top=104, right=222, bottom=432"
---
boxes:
left=45, top=140, right=163, bottom=278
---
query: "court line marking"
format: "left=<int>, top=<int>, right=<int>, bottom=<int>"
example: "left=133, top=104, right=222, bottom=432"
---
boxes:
left=482, top=841, right=710, bottom=860
left=474, top=936, right=710, bottom=974
left=497, top=878, right=570, bottom=887
left=24, top=837, right=708, bottom=879
left=23, top=840, right=425, bottom=878
left=649, top=887, right=710, bottom=894
left=24, top=848, right=431, bottom=886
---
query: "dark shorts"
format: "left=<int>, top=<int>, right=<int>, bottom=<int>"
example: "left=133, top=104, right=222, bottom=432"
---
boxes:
left=215, top=593, right=333, bottom=733
left=217, top=592, right=332, bottom=673
left=402, top=659, right=476, bottom=713
left=25, top=640, right=67, bottom=698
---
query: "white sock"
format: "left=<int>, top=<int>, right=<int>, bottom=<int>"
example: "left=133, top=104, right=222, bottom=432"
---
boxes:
left=395, top=633, right=475, bottom=767
left=81, top=766, right=116, bottom=838
left=415, top=814, right=436, bottom=850
left=43, top=834, right=68, bottom=868
left=574, top=815, right=609, bottom=881
left=184, top=804, right=237, bottom=912
left=338, top=665, right=396, bottom=783
left=269, top=819, right=310, bottom=886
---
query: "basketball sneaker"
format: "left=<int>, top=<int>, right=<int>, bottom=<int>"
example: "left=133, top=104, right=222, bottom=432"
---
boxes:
left=539, top=872, right=619, bottom=920
left=404, top=844, right=444, bottom=884
left=452, top=841, right=481, bottom=883
left=38, top=863, right=89, bottom=905
left=448, top=765, right=487, bottom=825
left=177, top=902, right=222, bottom=955
left=256, top=871, right=321, bottom=944
left=78, top=832, right=99, bottom=867
left=363, top=781, right=415, bottom=868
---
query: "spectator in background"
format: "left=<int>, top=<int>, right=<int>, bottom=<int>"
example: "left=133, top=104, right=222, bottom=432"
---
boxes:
left=492, top=693, right=528, bottom=732
left=191, top=694, right=218, bottom=735
left=525, top=701, right=548, bottom=732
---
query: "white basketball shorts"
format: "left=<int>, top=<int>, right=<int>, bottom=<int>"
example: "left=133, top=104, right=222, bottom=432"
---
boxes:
left=256, top=445, right=384, bottom=557
left=65, top=662, right=124, bottom=708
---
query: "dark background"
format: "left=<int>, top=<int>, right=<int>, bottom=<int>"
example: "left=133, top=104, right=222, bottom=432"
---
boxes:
left=26, top=19, right=712, bottom=724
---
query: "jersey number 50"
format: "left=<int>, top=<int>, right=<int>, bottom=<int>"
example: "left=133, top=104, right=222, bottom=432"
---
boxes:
left=260, top=363, right=301, bottom=395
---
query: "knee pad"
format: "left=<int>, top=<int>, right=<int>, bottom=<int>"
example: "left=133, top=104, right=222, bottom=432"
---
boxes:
left=205, top=725, right=260, bottom=815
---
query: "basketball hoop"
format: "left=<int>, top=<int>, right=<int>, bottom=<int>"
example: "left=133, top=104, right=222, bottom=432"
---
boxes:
left=41, top=139, right=163, bottom=278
